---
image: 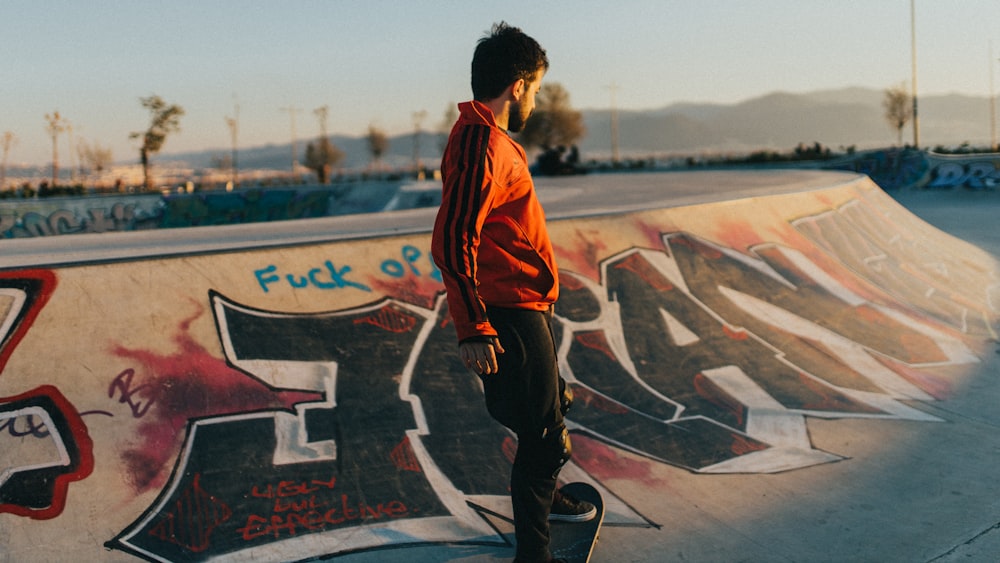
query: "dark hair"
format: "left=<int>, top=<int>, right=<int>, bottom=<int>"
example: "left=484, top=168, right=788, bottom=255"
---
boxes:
left=471, top=22, right=549, bottom=101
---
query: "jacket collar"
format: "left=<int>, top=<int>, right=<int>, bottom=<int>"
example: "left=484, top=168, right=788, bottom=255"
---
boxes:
left=459, top=100, right=499, bottom=129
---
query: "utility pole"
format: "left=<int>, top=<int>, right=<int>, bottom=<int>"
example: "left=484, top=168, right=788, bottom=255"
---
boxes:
left=0, top=132, right=15, bottom=191
left=279, top=106, right=302, bottom=175
left=226, top=96, right=239, bottom=188
left=910, top=0, right=920, bottom=149
left=991, top=42, right=997, bottom=152
left=66, top=121, right=77, bottom=184
left=607, top=82, right=620, bottom=164
left=412, top=109, right=426, bottom=174
left=314, top=105, right=329, bottom=138
left=44, top=111, right=66, bottom=187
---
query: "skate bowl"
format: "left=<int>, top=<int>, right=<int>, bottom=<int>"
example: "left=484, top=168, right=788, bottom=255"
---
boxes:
left=1, top=170, right=997, bottom=562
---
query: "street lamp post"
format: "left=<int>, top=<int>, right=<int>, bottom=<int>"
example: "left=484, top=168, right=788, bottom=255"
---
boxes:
left=991, top=43, right=998, bottom=152
left=226, top=97, right=239, bottom=188
left=608, top=82, right=620, bottom=164
left=280, top=106, right=302, bottom=176
left=910, top=0, right=920, bottom=149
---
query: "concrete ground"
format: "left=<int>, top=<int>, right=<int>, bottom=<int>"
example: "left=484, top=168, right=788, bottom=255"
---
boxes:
left=893, top=188, right=1000, bottom=258
left=885, top=188, right=1000, bottom=561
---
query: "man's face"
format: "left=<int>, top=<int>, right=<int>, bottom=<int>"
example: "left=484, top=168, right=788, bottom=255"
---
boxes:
left=508, top=69, right=544, bottom=133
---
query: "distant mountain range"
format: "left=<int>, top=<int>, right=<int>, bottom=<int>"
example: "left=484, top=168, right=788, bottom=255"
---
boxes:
left=575, top=87, right=994, bottom=159
left=159, top=87, right=996, bottom=171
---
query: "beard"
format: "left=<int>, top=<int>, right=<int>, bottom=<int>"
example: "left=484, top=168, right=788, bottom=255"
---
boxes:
left=507, top=100, right=532, bottom=133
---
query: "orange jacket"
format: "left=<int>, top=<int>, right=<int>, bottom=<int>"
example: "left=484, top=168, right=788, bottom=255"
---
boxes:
left=432, top=101, right=559, bottom=342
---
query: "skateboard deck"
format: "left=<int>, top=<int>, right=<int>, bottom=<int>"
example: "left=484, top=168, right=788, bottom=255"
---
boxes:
left=548, top=482, right=605, bottom=563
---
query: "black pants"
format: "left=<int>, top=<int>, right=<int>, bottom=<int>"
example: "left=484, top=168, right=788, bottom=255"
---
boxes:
left=482, top=306, right=571, bottom=563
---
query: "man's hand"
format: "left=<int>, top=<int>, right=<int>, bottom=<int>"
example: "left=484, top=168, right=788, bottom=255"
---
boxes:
left=460, top=337, right=505, bottom=375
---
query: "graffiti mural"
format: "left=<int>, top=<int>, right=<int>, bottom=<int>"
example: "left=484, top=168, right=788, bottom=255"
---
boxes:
left=158, top=189, right=333, bottom=228
left=0, top=202, right=155, bottom=237
left=923, top=154, right=1000, bottom=190
left=794, top=189, right=999, bottom=339
left=824, top=148, right=930, bottom=190
left=0, top=177, right=996, bottom=561
left=0, top=270, right=95, bottom=520
left=818, top=149, right=1000, bottom=191
left=0, top=182, right=410, bottom=238
left=111, top=223, right=985, bottom=557
left=0, top=385, right=94, bottom=520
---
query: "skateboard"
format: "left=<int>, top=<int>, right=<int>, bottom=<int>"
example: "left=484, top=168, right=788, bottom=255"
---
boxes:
left=548, top=482, right=605, bottom=563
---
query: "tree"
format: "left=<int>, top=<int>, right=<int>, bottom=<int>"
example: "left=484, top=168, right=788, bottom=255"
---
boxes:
left=304, top=138, right=344, bottom=183
left=45, top=111, right=67, bottom=186
left=130, top=95, right=184, bottom=190
left=517, top=83, right=586, bottom=151
left=77, top=139, right=113, bottom=181
left=303, top=105, right=344, bottom=183
left=367, top=124, right=389, bottom=170
left=883, top=83, right=913, bottom=146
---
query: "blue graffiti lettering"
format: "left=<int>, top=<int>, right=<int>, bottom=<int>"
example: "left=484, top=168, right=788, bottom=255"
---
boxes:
left=255, top=265, right=281, bottom=293
left=322, top=261, right=370, bottom=291
left=254, top=262, right=372, bottom=293
left=380, top=246, right=442, bottom=282
left=287, top=274, right=310, bottom=289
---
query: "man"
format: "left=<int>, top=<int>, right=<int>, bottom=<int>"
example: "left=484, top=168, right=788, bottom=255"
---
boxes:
left=431, top=22, right=596, bottom=563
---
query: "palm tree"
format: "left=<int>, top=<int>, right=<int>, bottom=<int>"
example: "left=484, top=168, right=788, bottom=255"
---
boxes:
left=130, top=95, right=184, bottom=190
left=367, top=124, right=389, bottom=171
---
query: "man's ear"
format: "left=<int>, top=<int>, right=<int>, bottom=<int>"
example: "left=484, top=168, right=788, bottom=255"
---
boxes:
left=510, top=78, right=526, bottom=101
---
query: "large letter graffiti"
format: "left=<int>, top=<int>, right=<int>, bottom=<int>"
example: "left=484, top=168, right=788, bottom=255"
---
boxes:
left=826, top=148, right=929, bottom=190
left=0, top=270, right=94, bottom=520
left=110, top=292, right=648, bottom=561
left=794, top=191, right=998, bottom=339
left=0, top=386, right=94, bottom=519
left=108, top=294, right=518, bottom=561
left=3, top=203, right=147, bottom=237
left=926, top=160, right=1000, bottom=190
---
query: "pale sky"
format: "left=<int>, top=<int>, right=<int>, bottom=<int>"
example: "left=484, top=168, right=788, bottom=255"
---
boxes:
left=2, top=0, right=999, bottom=166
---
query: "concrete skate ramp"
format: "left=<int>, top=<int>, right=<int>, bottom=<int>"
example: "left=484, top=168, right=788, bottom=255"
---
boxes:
left=0, top=171, right=997, bottom=562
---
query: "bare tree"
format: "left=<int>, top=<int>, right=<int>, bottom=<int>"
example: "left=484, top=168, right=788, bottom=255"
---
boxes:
left=130, top=95, right=184, bottom=190
left=45, top=111, right=67, bottom=186
left=303, top=106, right=344, bottom=184
left=517, top=83, right=586, bottom=151
left=883, top=83, right=913, bottom=146
left=1, top=131, right=15, bottom=190
left=367, top=124, right=389, bottom=170
left=304, top=139, right=344, bottom=184
left=78, top=139, right=113, bottom=183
